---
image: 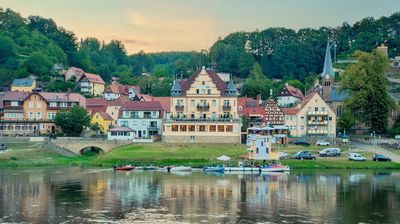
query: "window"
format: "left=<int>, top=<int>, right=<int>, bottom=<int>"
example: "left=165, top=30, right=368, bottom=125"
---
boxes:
left=223, top=100, right=230, bottom=106
left=131, top=112, right=138, bottom=118
left=212, top=100, right=216, bottom=107
left=201, top=89, right=205, bottom=94
left=29, top=102, right=34, bottom=108
left=199, top=125, right=206, bottom=132
left=322, top=107, right=325, bottom=112
left=37, top=102, right=42, bottom=108
left=226, top=125, right=233, bottom=132
left=202, top=81, right=205, bottom=85
left=207, top=89, right=211, bottom=94
left=50, top=102, right=57, bottom=107
left=218, top=125, right=225, bottom=132
left=60, top=102, right=67, bottom=107
left=191, top=100, right=195, bottom=107
left=315, top=107, right=318, bottom=112
left=180, top=125, right=187, bottom=132
left=177, top=100, right=183, bottom=106
left=329, top=117, right=332, bottom=121
left=47, top=112, right=56, bottom=119
left=121, top=121, right=128, bottom=127
left=188, top=125, right=195, bottom=132
left=172, top=125, right=179, bottom=132
left=29, top=112, right=33, bottom=119
left=196, top=89, right=199, bottom=94
left=212, top=112, right=216, bottom=119
left=36, top=112, right=42, bottom=119
left=209, top=125, right=216, bottom=132
left=301, top=125, right=304, bottom=130
left=256, top=148, right=259, bottom=154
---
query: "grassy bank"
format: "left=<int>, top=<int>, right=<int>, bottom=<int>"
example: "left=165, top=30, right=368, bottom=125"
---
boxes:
left=1, top=142, right=400, bottom=169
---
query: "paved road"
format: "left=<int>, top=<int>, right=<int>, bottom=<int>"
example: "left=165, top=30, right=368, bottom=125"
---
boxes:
left=351, top=140, right=400, bottom=163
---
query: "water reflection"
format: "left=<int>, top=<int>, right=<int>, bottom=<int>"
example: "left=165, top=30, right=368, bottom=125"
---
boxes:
left=0, top=168, right=399, bottom=223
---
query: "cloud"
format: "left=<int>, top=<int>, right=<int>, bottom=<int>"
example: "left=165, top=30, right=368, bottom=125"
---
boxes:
left=110, top=36, right=151, bottom=46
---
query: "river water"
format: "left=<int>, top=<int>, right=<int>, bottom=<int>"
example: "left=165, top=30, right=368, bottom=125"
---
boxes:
left=0, top=167, right=399, bottom=223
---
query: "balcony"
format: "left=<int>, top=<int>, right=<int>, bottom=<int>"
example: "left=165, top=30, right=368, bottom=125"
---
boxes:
left=307, top=120, right=328, bottom=125
left=175, top=105, right=184, bottom=111
left=307, top=129, right=328, bottom=135
left=197, top=104, right=210, bottom=112
left=222, top=105, right=232, bottom=111
left=307, top=111, right=328, bottom=116
left=164, top=117, right=241, bottom=123
left=148, top=125, right=159, bottom=131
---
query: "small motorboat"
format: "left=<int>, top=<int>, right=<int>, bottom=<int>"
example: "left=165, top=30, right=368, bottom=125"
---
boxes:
left=224, top=167, right=261, bottom=172
left=261, top=164, right=290, bottom=172
left=203, top=166, right=224, bottom=173
left=114, top=165, right=135, bottom=171
left=160, top=166, right=192, bottom=172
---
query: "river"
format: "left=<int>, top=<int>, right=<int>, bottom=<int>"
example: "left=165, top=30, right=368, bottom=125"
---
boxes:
left=0, top=167, right=399, bottom=223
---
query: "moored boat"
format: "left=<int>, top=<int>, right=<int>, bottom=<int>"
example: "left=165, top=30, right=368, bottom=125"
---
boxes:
left=143, top=166, right=157, bottom=171
left=224, top=167, right=261, bottom=172
left=203, top=166, right=224, bottom=173
left=114, top=165, right=135, bottom=171
left=170, top=166, right=192, bottom=172
left=261, top=164, right=290, bottom=172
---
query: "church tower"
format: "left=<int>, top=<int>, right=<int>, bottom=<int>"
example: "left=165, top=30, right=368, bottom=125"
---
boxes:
left=321, top=41, right=335, bottom=102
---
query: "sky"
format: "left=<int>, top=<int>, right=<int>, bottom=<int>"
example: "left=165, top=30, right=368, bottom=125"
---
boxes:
left=2, top=0, right=400, bottom=54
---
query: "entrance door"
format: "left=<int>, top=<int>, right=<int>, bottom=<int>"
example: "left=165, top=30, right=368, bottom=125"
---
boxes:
left=138, top=130, right=142, bottom=138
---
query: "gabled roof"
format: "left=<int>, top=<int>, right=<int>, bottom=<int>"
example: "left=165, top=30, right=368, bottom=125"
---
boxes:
left=109, top=95, right=131, bottom=107
left=12, top=79, right=35, bottom=87
left=2, top=91, right=31, bottom=101
left=78, top=73, right=105, bottom=84
left=279, top=84, right=305, bottom=100
left=94, top=111, right=113, bottom=120
left=105, top=83, right=140, bottom=94
left=151, top=96, right=171, bottom=113
left=86, top=98, right=108, bottom=106
left=179, top=67, right=229, bottom=96
left=243, top=107, right=265, bottom=116
left=281, top=107, right=300, bottom=115
left=121, top=101, right=164, bottom=113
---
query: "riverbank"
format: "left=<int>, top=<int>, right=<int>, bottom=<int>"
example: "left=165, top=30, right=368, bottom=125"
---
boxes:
left=1, top=142, right=400, bottom=169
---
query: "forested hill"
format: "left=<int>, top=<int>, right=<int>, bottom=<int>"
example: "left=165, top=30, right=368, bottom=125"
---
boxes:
left=1, top=7, right=400, bottom=87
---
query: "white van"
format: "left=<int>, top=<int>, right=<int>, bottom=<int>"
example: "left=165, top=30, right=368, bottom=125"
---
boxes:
left=348, top=153, right=366, bottom=161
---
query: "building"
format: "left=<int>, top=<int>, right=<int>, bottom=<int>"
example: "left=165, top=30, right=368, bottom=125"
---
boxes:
left=107, top=127, right=135, bottom=140
left=78, top=73, right=105, bottom=96
left=11, top=79, right=36, bottom=92
left=239, top=95, right=285, bottom=127
left=163, top=66, right=241, bottom=143
left=0, top=91, right=86, bottom=136
left=103, top=83, right=140, bottom=101
left=91, top=111, right=113, bottom=133
left=117, top=101, right=164, bottom=139
left=276, top=83, right=305, bottom=108
left=63, top=67, right=84, bottom=81
left=281, top=93, right=336, bottom=137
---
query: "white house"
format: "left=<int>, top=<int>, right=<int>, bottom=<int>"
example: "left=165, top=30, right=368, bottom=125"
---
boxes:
left=277, top=83, right=305, bottom=108
left=117, top=101, right=164, bottom=139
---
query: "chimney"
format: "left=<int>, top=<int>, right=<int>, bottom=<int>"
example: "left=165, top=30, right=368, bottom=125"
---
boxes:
left=256, top=94, right=262, bottom=106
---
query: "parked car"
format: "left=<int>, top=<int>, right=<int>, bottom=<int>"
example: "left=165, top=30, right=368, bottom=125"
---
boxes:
left=316, top=140, right=330, bottom=146
left=0, top=144, right=7, bottom=151
left=294, top=150, right=316, bottom=160
left=294, top=140, right=311, bottom=146
left=319, top=148, right=341, bottom=157
left=372, top=154, right=391, bottom=162
left=348, top=153, right=366, bottom=161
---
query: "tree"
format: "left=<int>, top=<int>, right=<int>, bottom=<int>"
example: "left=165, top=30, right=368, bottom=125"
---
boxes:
left=337, top=111, right=356, bottom=134
left=341, top=50, right=396, bottom=133
left=53, top=106, right=91, bottom=136
left=238, top=53, right=255, bottom=78
left=0, top=35, right=16, bottom=64
left=26, top=51, right=52, bottom=76
left=241, top=63, right=272, bottom=98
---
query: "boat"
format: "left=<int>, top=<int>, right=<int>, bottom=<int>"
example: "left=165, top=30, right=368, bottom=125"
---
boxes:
left=114, top=165, right=135, bottom=171
left=203, top=166, right=224, bottom=173
left=159, top=166, right=192, bottom=172
left=143, top=166, right=157, bottom=171
left=224, top=167, right=262, bottom=172
left=261, top=164, right=290, bottom=172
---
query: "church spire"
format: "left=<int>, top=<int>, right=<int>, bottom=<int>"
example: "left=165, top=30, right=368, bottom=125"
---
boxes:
left=321, top=40, right=334, bottom=78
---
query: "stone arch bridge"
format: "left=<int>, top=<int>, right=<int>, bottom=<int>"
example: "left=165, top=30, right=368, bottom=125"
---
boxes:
left=52, top=137, right=132, bottom=155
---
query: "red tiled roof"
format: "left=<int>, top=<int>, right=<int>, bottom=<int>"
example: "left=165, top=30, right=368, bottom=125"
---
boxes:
left=109, top=95, right=131, bottom=107
left=2, top=91, right=30, bottom=101
left=78, top=73, right=105, bottom=84
left=284, top=84, right=305, bottom=100
left=121, top=101, right=164, bottom=113
left=39, top=92, right=86, bottom=107
left=180, top=69, right=227, bottom=96
left=151, top=96, right=170, bottom=113
left=137, top=94, right=152, bottom=101
left=86, top=98, right=108, bottom=106
left=281, top=107, right=300, bottom=115
left=106, top=83, right=140, bottom=94
left=243, top=107, right=265, bottom=116
left=95, top=111, right=113, bottom=120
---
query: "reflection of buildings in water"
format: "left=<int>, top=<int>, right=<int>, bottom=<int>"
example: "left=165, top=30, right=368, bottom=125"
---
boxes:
left=161, top=174, right=240, bottom=223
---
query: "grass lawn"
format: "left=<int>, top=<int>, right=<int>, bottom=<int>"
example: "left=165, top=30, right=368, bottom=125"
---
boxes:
left=0, top=143, right=94, bottom=167
left=93, top=143, right=247, bottom=167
